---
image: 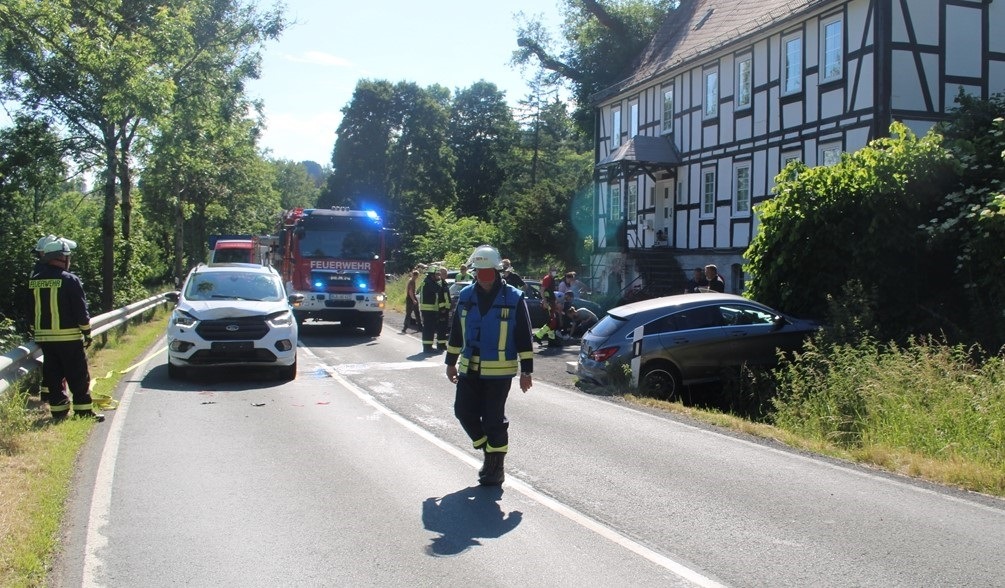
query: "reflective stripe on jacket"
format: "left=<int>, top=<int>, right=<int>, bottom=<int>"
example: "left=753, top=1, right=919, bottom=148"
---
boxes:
left=29, top=265, right=91, bottom=343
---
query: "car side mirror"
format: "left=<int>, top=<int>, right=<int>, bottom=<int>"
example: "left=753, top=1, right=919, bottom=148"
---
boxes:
left=288, top=293, right=305, bottom=307
left=165, top=291, right=180, bottom=304
left=771, top=315, right=788, bottom=331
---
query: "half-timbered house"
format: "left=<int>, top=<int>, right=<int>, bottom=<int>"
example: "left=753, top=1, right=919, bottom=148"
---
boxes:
left=591, top=0, right=1005, bottom=298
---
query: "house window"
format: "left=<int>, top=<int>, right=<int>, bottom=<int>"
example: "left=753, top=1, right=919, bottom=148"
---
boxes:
left=736, top=55, right=752, bottom=109
left=648, top=186, right=655, bottom=208
left=733, top=164, right=751, bottom=215
left=783, top=34, right=802, bottom=94
left=820, top=143, right=842, bottom=166
left=628, top=183, right=638, bottom=220
left=609, top=184, right=621, bottom=218
left=611, top=109, right=622, bottom=147
left=662, top=87, right=674, bottom=133
left=663, top=186, right=671, bottom=219
left=704, top=68, right=719, bottom=119
left=676, top=175, right=687, bottom=205
left=821, top=17, right=843, bottom=82
left=702, top=169, right=716, bottom=215
left=630, top=103, right=639, bottom=138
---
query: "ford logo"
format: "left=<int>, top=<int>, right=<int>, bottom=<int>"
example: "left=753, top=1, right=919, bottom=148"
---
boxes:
left=225, top=324, right=240, bottom=332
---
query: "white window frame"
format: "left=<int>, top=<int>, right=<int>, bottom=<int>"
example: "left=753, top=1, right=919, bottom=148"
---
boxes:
left=629, top=103, right=639, bottom=138
left=611, top=108, right=622, bottom=148
left=702, top=169, right=716, bottom=216
left=782, top=33, right=803, bottom=95
left=609, top=184, right=621, bottom=219
left=704, top=68, right=719, bottom=119
left=663, top=186, right=672, bottom=219
left=820, top=143, right=842, bottom=166
left=821, top=16, right=843, bottom=82
left=733, top=163, right=751, bottom=215
left=627, top=182, right=638, bottom=220
left=676, top=174, right=687, bottom=205
left=662, top=86, right=674, bottom=133
left=736, top=54, right=752, bottom=109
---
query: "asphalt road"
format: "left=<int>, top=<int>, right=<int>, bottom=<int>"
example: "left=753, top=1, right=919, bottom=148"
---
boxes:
left=52, top=313, right=1005, bottom=587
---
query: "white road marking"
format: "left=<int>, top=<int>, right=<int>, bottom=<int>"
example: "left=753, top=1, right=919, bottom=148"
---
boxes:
left=320, top=363, right=728, bottom=588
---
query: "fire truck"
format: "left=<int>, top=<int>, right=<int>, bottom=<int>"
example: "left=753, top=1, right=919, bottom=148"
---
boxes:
left=272, top=207, right=389, bottom=336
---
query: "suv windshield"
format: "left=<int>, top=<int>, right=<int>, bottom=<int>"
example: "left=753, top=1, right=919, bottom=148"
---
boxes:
left=185, top=271, right=284, bottom=302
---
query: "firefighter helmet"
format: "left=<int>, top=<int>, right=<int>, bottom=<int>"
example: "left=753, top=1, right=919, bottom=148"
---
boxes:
left=41, top=237, right=76, bottom=259
left=425, top=264, right=439, bottom=274
left=467, top=245, right=503, bottom=270
left=34, top=234, right=57, bottom=253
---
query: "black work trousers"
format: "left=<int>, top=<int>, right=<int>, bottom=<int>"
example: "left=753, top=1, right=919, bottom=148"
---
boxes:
left=39, top=341, right=92, bottom=413
left=454, top=374, right=512, bottom=452
left=404, top=297, right=422, bottom=329
left=420, top=310, right=447, bottom=348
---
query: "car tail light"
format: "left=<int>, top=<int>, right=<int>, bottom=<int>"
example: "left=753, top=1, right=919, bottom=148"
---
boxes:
left=590, top=346, right=620, bottom=362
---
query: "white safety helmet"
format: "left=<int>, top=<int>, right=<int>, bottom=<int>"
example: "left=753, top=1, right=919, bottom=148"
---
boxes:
left=41, top=237, right=77, bottom=258
left=467, top=245, right=503, bottom=270
left=34, top=234, right=58, bottom=253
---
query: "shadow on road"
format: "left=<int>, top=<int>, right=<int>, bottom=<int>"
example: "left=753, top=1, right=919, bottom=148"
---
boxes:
left=422, top=485, right=522, bottom=556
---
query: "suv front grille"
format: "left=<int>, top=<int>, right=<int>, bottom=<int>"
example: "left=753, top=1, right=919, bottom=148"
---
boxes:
left=195, top=316, right=270, bottom=341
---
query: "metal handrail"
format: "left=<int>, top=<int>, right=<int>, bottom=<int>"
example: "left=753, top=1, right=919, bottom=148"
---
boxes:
left=0, top=293, right=170, bottom=395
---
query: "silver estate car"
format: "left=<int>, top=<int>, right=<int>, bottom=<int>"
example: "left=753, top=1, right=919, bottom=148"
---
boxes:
left=577, top=293, right=820, bottom=399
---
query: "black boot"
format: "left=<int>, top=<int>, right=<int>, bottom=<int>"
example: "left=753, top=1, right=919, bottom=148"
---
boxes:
left=74, top=410, right=105, bottom=422
left=423, top=345, right=433, bottom=353
left=478, top=452, right=505, bottom=486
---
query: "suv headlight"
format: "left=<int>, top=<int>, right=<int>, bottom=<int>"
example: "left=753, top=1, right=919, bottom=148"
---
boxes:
left=171, top=309, right=199, bottom=328
left=267, top=310, right=295, bottom=328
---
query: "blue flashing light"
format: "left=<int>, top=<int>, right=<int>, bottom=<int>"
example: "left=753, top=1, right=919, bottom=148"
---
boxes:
left=357, top=280, right=369, bottom=290
left=313, top=280, right=325, bottom=290
left=365, top=210, right=379, bottom=220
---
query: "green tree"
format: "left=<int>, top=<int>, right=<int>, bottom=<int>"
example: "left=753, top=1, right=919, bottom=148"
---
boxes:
left=271, top=159, right=320, bottom=210
left=450, top=81, right=519, bottom=217
left=926, top=92, right=1005, bottom=348
left=385, top=82, right=457, bottom=227
left=745, top=123, right=961, bottom=342
left=321, top=79, right=396, bottom=211
left=512, top=0, right=674, bottom=133
left=0, top=0, right=286, bottom=308
left=409, top=207, right=499, bottom=270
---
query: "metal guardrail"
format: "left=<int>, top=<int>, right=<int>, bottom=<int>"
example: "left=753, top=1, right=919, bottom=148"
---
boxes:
left=0, top=293, right=170, bottom=395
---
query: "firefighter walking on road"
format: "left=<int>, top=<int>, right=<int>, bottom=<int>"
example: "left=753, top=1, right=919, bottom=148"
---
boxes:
left=418, top=265, right=448, bottom=352
left=445, top=245, right=534, bottom=486
left=29, top=237, right=104, bottom=422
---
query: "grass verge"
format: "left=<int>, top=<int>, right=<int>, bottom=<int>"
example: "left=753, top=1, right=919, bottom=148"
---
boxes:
left=0, top=307, right=169, bottom=587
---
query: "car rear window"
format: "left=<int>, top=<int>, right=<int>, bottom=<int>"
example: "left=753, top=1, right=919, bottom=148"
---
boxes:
left=589, top=314, right=626, bottom=338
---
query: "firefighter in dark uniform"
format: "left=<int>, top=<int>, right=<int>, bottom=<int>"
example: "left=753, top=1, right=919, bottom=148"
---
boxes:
left=29, top=237, right=103, bottom=422
left=418, top=265, right=448, bottom=352
left=445, top=245, right=534, bottom=486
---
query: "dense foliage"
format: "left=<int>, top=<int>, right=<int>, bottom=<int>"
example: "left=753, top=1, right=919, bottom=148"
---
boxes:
left=748, top=93, right=1005, bottom=351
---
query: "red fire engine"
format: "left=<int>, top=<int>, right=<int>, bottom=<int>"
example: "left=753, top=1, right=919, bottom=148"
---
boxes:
left=273, top=207, right=388, bottom=336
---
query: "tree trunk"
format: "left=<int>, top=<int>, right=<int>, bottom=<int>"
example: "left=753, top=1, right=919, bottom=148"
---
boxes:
left=101, top=126, right=118, bottom=312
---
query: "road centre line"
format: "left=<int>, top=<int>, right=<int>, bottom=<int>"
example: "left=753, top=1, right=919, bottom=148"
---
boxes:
left=320, top=362, right=728, bottom=588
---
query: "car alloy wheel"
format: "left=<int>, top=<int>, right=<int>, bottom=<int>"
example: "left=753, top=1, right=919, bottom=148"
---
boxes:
left=640, top=362, right=681, bottom=401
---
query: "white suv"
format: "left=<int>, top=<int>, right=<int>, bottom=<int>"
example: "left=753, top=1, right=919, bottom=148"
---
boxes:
left=166, top=263, right=303, bottom=380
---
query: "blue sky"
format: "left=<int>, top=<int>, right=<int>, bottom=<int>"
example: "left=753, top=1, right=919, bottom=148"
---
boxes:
left=246, top=0, right=565, bottom=165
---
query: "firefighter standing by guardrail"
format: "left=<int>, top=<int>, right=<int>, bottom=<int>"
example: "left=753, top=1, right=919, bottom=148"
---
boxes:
left=28, top=237, right=104, bottom=422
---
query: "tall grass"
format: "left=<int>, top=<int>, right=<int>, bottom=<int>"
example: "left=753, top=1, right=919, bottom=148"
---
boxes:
left=772, top=335, right=1005, bottom=493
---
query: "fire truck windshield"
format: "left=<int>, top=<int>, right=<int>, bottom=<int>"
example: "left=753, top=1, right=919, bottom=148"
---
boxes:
left=296, top=226, right=380, bottom=260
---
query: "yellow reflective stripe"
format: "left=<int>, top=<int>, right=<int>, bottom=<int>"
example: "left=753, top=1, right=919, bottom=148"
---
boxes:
left=477, top=358, right=518, bottom=377
left=50, top=404, right=70, bottom=413
left=72, top=403, right=93, bottom=411
left=34, top=333, right=85, bottom=342
left=459, top=307, right=468, bottom=342
left=33, top=287, right=43, bottom=332
left=472, top=436, right=487, bottom=449
left=497, top=319, right=508, bottom=356
left=446, top=344, right=461, bottom=354
left=485, top=444, right=508, bottom=453
left=518, top=350, right=533, bottom=360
